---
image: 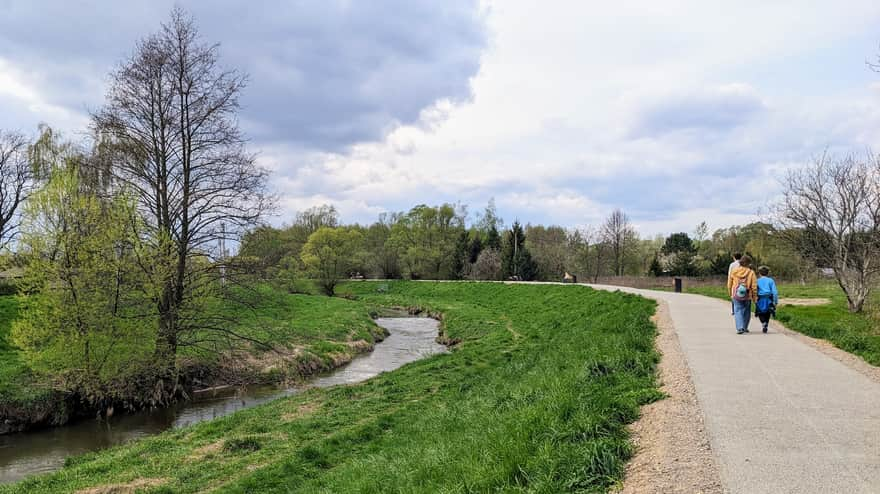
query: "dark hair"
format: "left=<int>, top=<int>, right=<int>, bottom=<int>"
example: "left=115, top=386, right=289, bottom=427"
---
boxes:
left=758, top=266, right=770, bottom=276
left=733, top=252, right=743, bottom=260
left=739, top=255, right=752, bottom=267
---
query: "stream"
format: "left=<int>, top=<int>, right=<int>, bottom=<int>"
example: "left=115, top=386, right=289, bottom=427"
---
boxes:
left=0, top=317, right=445, bottom=484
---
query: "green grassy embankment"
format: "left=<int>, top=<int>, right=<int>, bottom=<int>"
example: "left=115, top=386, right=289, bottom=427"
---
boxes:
left=4, top=281, right=661, bottom=493
left=686, top=281, right=880, bottom=366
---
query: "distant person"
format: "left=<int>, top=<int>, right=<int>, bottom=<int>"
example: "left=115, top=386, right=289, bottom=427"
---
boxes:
left=728, top=252, right=743, bottom=315
left=755, top=266, right=779, bottom=333
left=728, top=252, right=742, bottom=276
left=728, top=255, right=757, bottom=334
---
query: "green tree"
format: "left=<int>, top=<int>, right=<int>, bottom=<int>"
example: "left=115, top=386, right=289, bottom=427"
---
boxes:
left=501, top=221, right=538, bottom=280
left=662, top=233, right=698, bottom=276
left=301, top=227, right=363, bottom=296
left=468, top=233, right=483, bottom=264
left=387, top=204, right=465, bottom=279
left=485, top=224, right=501, bottom=251
left=13, top=163, right=153, bottom=407
left=526, top=224, right=569, bottom=281
left=648, top=254, right=664, bottom=277
left=451, top=230, right=470, bottom=280
left=363, top=214, right=401, bottom=279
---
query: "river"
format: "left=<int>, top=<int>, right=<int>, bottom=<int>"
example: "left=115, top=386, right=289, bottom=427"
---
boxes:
left=0, top=317, right=445, bottom=484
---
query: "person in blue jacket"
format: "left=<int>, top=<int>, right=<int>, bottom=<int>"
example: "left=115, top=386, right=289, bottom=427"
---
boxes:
left=755, top=266, right=779, bottom=333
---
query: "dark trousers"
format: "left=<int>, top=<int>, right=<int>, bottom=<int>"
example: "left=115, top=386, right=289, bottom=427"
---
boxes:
left=757, top=312, right=771, bottom=326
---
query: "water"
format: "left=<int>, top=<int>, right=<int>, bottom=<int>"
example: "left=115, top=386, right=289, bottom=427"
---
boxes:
left=0, top=317, right=445, bottom=484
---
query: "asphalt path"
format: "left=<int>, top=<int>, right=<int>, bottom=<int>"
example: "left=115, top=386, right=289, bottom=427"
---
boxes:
left=589, top=285, right=880, bottom=494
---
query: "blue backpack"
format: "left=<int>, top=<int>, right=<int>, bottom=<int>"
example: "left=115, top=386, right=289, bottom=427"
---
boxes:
left=733, top=276, right=750, bottom=301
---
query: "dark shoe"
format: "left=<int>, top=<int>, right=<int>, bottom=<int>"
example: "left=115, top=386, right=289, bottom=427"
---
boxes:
left=743, top=328, right=750, bottom=333
left=762, top=325, right=768, bottom=333
left=737, top=329, right=744, bottom=334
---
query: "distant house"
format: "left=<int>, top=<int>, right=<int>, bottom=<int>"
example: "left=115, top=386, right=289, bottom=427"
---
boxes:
left=819, top=268, right=835, bottom=278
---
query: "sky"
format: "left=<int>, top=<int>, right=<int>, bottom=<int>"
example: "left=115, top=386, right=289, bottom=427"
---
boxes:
left=3, top=1, right=880, bottom=236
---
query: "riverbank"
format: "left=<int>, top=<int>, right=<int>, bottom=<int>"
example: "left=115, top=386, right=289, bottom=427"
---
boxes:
left=2, top=281, right=661, bottom=493
left=684, top=281, right=880, bottom=367
left=1, top=316, right=445, bottom=484
left=0, top=286, right=388, bottom=435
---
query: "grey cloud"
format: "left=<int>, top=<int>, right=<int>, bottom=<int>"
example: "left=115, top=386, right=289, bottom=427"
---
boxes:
left=630, top=86, right=766, bottom=138
left=0, top=1, right=487, bottom=151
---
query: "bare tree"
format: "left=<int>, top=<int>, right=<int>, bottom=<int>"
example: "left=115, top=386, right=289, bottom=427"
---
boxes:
left=94, top=8, right=273, bottom=396
left=601, top=209, right=637, bottom=276
left=0, top=131, right=33, bottom=250
left=775, top=153, right=880, bottom=312
left=295, top=204, right=339, bottom=234
left=471, top=248, right=502, bottom=281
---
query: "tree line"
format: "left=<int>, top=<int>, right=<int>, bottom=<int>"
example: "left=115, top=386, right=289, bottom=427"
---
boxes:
left=236, top=200, right=826, bottom=297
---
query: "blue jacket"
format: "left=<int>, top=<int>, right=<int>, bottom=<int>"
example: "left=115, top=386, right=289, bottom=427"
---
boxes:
left=756, top=276, right=779, bottom=305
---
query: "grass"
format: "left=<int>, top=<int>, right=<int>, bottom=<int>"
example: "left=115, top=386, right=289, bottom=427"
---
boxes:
left=685, top=280, right=880, bottom=366
left=188, top=285, right=387, bottom=376
left=2, top=281, right=661, bottom=493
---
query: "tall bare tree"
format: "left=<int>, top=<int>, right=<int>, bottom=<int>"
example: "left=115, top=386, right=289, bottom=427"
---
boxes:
left=0, top=131, right=33, bottom=250
left=94, top=8, right=272, bottom=396
left=601, top=209, right=637, bottom=276
left=775, top=153, right=880, bottom=312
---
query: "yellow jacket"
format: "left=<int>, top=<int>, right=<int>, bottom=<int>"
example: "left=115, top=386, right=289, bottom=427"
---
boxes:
left=728, top=265, right=757, bottom=302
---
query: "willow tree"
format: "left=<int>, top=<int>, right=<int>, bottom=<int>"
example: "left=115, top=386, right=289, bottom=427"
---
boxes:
left=13, top=164, right=151, bottom=406
left=94, top=8, right=272, bottom=398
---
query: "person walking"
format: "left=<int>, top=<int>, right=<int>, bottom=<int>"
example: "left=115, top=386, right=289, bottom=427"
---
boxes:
left=727, top=252, right=742, bottom=276
left=755, top=266, right=779, bottom=333
left=728, top=255, right=757, bottom=334
left=728, top=252, right=742, bottom=316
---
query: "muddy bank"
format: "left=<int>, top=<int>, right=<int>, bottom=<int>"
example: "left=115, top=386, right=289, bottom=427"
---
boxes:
left=0, top=394, right=72, bottom=436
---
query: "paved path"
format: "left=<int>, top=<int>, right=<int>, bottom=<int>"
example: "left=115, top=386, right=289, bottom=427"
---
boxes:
left=589, top=285, right=880, bottom=494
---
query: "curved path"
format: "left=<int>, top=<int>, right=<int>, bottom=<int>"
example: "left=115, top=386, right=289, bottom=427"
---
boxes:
left=589, top=285, right=880, bottom=494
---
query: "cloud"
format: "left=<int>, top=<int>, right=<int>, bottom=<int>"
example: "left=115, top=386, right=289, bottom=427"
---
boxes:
left=629, top=84, right=766, bottom=138
left=0, top=1, right=487, bottom=152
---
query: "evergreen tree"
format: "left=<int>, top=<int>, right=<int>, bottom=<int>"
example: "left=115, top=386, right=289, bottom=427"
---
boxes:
left=486, top=224, right=501, bottom=251
left=451, top=230, right=470, bottom=280
left=501, top=221, right=538, bottom=280
left=648, top=254, right=664, bottom=277
left=468, top=233, right=483, bottom=264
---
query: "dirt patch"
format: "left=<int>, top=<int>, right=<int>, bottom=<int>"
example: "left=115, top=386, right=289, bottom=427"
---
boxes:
left=281, top=401, right=321, bottom=422
left=346, top=339, right=374, bottom=352
left=770, top=319, right=880, bottom=385
left=76, top=477, right=167, bottom=494
left=778, top=298, right=831, bottom=306
left=186, top=440, right=224, bottom=462
left=615, top=301, right=723, bottom=494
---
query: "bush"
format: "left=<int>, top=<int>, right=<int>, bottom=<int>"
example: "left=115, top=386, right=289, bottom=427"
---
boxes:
left=0, top=280, right=18, bottom=296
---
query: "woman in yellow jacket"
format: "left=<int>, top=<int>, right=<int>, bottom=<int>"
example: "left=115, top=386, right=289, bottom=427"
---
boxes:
left=728, top=255, right=758, bottom=334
